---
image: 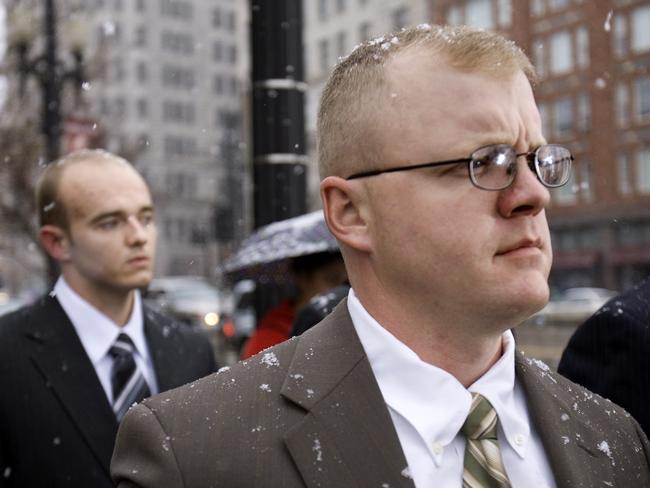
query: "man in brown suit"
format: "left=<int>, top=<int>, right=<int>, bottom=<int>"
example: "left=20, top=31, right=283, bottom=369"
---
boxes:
left=112, top=25, right=650, bottom=487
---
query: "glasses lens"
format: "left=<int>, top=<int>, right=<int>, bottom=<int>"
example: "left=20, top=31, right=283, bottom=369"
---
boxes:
left=535, top=145, right=572, bottom=187
left=470, top=144, right=516, bottom=190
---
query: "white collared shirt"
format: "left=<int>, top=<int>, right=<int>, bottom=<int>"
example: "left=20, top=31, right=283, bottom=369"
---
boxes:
left=347, top=289, right=556, bottom=488
left=54, top=277, right=159, bottom=403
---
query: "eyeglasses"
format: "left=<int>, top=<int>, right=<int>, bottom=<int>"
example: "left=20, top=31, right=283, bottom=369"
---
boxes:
left=345, top=144, right=574, bottom=191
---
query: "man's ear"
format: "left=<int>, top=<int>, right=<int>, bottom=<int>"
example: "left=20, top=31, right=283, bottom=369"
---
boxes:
left=39, top=225, right=71, bottom=261
left=320, top=176, right=372, bottom=253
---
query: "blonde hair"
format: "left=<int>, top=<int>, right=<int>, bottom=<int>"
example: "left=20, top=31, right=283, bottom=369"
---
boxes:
left=35, top=149, right=133, bottom=230
left=317, top=24, right=536, bottom=178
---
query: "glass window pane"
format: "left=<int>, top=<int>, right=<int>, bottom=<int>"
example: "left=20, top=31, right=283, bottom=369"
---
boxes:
left=613, top=15, right=628, bottom=57
left=466, top=0, right=493, bottom=30
left=618, top=153, right=631, bottom=195
left=631, top=5, right=650, bottom=52
left=531, top=0, right=545, bottom=17
left=498, top=0, right=512, bottom=27
left=579, top=159, right=593, bottom=202
left=616, top=82, right=630, bottom=127
left=635, top=77, right=650, bottom=121
left=553, top=96, right=574, bottom=136
left=577, top=93, right=590, bottom=132
left=392, top=6, right=409, bottom=29
left=447, top=5, right=462, bottom=25
left=550, top=30, right=573, bottom=75
left=576, top=26, right=589, bottom=68
left=553, top=166, right=577, bottom=204
left=532, top=38, right=546, bottom=78
left=638, top=148, right=650, bottom=194
left=538, top=102, right=552, bottom=139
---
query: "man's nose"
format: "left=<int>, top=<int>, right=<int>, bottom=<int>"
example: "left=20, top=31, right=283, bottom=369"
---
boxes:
left=497, top=158, right=551, bottom=218
left=125, top=216, right=148, bottom=244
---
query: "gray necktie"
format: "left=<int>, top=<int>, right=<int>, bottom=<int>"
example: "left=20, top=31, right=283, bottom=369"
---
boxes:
left=109, top=333, right=151, bottom=421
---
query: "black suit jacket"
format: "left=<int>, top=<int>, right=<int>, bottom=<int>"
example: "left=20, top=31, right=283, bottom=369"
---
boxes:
left=558, top=278, right=650, bottom=436
left=112, top=299, right=650, bottom=487
left=0, top=295, right=216, bottom=488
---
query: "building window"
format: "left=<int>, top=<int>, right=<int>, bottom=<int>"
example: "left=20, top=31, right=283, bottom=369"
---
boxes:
left=631, top=5, right=650, bottom=53
left=617, top=153, right=632, bottom=195
left=548, top=0, right=569, bottom=10
left=162, top=101, right=195, bottom=123
left=497, top=0, right=512, bottom=27
left=161, top=0, right=192, bottom=20
left=637, top=148, right=650, bottom=194
left=230, top=78, right=239, bottom=96
left=359, top=22, right=371, bottom=43
left=136, top=61, right=148, bottom=82
left=578, top=159, right=593, bottom=202
left=447, top=5, right=462, bottom=25
left=612, top=14, right=628, bottom=57
left=531, top=0, right=545, bottom=17
left=336, top=0, right=346, bottom=13
left=135, top=25, right=147, bottom=47
left=392, top=6, right=409, bottom=30
left=576, top=26, right=589, bottom=69
left=164, top=136, right=197, bottom=157
left=227, top=11, right=236, bottom=31
left=466, top=0, right=494, bottom=30
left=319, top=38, right=329, bottom=74
left=136, top=0, right=145, bottom=12
left=214, top=75, right=224, bottom=94
left=577, top=93, right=590, bottom=132
left=549, top=30, right=573, bottom=75
left=137, top=98, right=148, bottom=118
left=318, top=0, right=328, bottom=21
left=337, top=31, right=347, bottom=59
left=213, top=41, right=223, bottom=61
left=212, top=7, right=221, bottom=27
left=616, top=82, right=630, bottom=127
left=229, top=45, right=237, bottom=64
left=553, top=96, right=574, bottom=137
left=161, top=66, right=195, bottom=89
left=635, top=76, right=650, bottom=121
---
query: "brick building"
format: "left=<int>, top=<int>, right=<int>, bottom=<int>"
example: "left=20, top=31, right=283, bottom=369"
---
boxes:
left=430, top=0, right=650, bottom=291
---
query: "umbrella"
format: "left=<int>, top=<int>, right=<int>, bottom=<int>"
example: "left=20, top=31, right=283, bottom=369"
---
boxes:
left=221, top=211, right=339, bottom=283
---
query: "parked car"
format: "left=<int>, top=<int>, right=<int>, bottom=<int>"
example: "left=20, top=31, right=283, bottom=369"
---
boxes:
left=530, top=287, right=618, bottom=325
left=218, top=280, right=256, bottom=348
left=143, top=276, right=229, bottom=331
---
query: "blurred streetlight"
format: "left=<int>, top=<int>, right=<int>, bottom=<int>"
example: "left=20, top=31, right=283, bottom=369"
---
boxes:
left=8, top=0, right=86, bottom=164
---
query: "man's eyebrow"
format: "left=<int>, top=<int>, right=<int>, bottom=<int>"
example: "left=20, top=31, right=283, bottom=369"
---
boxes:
left=89, top=206, right=154, bottom=224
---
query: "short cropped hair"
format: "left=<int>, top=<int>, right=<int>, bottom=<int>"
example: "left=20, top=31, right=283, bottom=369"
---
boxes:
left=317, top=24, right=536, bottom=179
left=35, top=149, right=132, bottom=231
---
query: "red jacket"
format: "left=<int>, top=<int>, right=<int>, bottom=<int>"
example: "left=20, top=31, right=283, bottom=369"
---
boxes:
left=240, top=300, right=296, bottom=359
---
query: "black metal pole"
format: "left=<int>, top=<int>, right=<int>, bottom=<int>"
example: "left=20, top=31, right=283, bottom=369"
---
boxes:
left=250, top=0, right=307, bottom=318
left=42, top=0, right=62, bottom=164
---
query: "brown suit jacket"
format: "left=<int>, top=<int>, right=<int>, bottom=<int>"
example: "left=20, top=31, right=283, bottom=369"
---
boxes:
left=112, top=300, right=650, bottom=487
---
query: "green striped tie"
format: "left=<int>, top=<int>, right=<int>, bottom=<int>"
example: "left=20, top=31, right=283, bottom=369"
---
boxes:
left=461, top=393, right=512, bottom=488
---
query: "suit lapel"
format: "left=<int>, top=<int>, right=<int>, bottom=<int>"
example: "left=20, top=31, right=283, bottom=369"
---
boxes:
left=143, top=310, right=177, bottom=392
left=281, top=300, right=415, bottom=488
left=26, top=296, right=117, bottom=476
left=515, top=353, right=614, bottom=488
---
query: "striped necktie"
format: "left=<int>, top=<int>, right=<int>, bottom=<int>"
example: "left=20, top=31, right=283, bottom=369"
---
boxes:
left=461, top=393, right=512, bottom=488
left=109, top=333, right=151, bottom=421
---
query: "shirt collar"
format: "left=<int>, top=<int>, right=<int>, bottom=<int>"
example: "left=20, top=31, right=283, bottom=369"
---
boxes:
left=347, top=288, right=529, bottom=460
left=53, top=277, right=147, bottom=365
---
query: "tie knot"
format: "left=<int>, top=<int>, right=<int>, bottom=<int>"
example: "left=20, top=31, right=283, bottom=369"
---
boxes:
left=109, top=333, right=135, bottom=359
left=462, top=393, right=499, bottom=440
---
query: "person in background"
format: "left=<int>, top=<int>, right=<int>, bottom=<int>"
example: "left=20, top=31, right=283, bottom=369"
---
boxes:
left=0, top=149, right=216, bottom=488
left=112, top=25, right=650, bottom=487
left=558, top=277, right=650, bottom=436
left=240, top=250, right=347, bottom=359
left=291, top=282, right=350, bottom=337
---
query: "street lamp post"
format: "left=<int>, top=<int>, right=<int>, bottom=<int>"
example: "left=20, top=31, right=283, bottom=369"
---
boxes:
left=11, top=0, right=85, bottom=164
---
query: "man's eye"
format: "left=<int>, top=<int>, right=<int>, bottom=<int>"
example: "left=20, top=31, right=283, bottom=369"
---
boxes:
left=98, top=220, right=118, bottom=230
left=140, top=214, right=154, bottom=226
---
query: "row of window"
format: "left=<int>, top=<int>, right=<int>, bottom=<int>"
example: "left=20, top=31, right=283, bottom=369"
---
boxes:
left=212, top=7, right=236, bottom=31
left=616, top=76, right=650, bottom=128
left=538, top=93, right=590, bottom=140
left=552, top=147, right=650, bottom=206
left=161, top=0, right=192, bottom=20
left=552, top=219, right=650, bottom=251
left=531, top=0, right=583, bottom=17
left=446, top=0, right=512, bottom=31
left=532, top=26, right=589, bottom=79
left=317, top=0, right=368, bottom=21
left=610, top=5, right=650, bottom=57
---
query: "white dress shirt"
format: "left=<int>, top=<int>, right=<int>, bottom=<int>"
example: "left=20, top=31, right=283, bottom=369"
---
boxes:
left=54, top=277, right=159, bottom=403
left=347, top=289, right=556, bottom=488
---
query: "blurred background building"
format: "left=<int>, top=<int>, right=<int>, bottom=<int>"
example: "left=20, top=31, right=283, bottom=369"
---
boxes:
left=1, top=1, right=649, bottom=361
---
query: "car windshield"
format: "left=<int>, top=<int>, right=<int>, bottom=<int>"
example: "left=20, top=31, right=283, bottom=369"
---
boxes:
left=172, top=287, right=220, bottom=301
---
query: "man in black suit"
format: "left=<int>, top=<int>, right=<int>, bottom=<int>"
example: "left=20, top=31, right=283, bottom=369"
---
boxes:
left=0, top=149, right=216, bottom=487
left=559, top=278, right=650, bottom=436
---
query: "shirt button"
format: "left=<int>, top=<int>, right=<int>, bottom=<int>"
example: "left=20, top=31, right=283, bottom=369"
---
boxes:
left=432, top=441, right=443, bottom=455
left=514, top=434, right=525, bottom=446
